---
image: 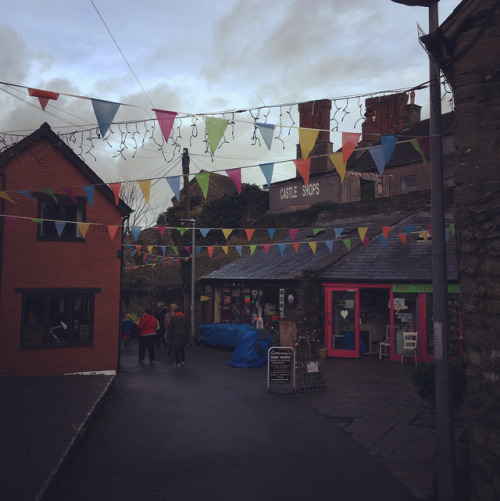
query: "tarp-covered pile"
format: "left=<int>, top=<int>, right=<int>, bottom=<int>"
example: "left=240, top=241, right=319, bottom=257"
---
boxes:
left=228, top=329, right=273, bottom=368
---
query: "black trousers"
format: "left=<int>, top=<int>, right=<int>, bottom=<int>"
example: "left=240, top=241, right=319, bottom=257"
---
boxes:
left=139, top=335, right=156, bottom=362
left=174, top=345, right=186, bottom=365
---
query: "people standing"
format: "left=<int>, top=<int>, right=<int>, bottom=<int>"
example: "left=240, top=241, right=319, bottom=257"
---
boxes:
left=166, top=307, right=189, bottom=367
left=164, top=303, right=177, bottom=357
left=121, top=313, right=133, bottom=348
left=137, top=309, right=159, bottom=365
left=154, top=302, right=168, bottom=350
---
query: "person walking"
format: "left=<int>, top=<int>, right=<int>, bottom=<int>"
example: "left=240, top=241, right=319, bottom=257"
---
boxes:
left=154, top=302, right=168, bottom=350
left=136, top=309, right=159, bottom=365
left=164, top=303, right=177, bottom=357
left=166, top=307, right=189, bottom=367
left=121, top=313, right=133, bottom=348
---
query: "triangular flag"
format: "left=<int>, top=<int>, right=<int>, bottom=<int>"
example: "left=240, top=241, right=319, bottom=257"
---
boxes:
left=195, top=172, right=210, bottom=198
left=445, top=228, right=450, bottom=242
left=299, top=128, right=319, bottom=159
left=330, top=153, right=346, bottom=182
left=108, top=182, right=121, bottom=206
left=28, top=88, right=59, bottom=110
left=259, top=163, right=274, bottom=188
left=31, top=218, right=43, bottom=224
left=196, top=246, right=202, bottom=256
left=18, top=190, right=35, bottom=201
left=363, top=238, right=370, bottom=249
left=264, top=244, right=271, bottom=254
left=167, top=176, right=181, bottom=201
left=205, top=117, right=229, bottom=155
left=382, top=226, right=392, bottom=239
left=293, top=158, right=311, bottom=186
left=268, top=228, right=277, bottom=239
left=449, top=223, right=455, bottom=236
left=178, top=227, right=187, bottom=236
left=398, top=233, right=408, bottom=245
left=325, top=240, right=334, bottom=252
left=78, top=223, right=90, bottom=238
left=200, top=228, right=210, bottom=237
left=293, top=242, right=300, bottom=253
left=313, top=228, right=323, bottom=236
left=91, top=99, right=121, bottom=138
left=427, top=225, right=432, bottom=238
left=55, top=221, right=66, bottom=237
left=131, top=226, right=142, bottom=242
left=378, top=235, right=387, bottom=248
left=222, top=229, right=233, bottom=239
left=419, top=231, right=430, bottom=241
left=222, top=246, right=229, bottom=255
left=249, top=245, right=257, bottom=255
left=308, top=241, right=317, bottom=254
left=6, top=216, right=17, bottom=231
left=137, top=180, right=151, bottom=204
left=207, top=246, right=214, bottom=258
left=381, top=134, right=397, bottom=163
left=172, top=246, right=179, bottom=255
left=107, top=225, right=119, bottom=240
left=153, top=109, right=178, bottom=143
left=334, top=228, right=344, bottom=238
left=405, top=225, right=414, bottom=237
left=369, top=145, right=386, bottom=175
left=184, top=246, right=191, bottom=255
left=289, top=229, right=299, bottom=240
left=342, top=132, right=361, bottom=164
left=358, top=227, right=368, bottom=241
left=0, top=191, right=15, bottom=203
left=245, top=229, right=255, bottom=241
left=62, top=187, right=77, bottom=204
left=135, top=245, right=142, bottom=252
left=343, top=239, right=351, bottom=251
left=256, top=123, right=275, bottom=150
left=160, top=246, right=166, bottom=256
left=411, top=139, right=427, bottom=165
left=278, top=244, right=287, bottom=256
left=226, top=168, right=241, bottom=194
left=155, top=226, right=166, bottom=235
left=83, top=185, right=95, bottom=207
left=236, top=246, right=243, bottom=256
left=42, top=188, right=57, bottom=203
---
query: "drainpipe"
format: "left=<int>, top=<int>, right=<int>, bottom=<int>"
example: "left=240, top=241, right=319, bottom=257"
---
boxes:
left=117, top=215, right=130, bottom=372
left=0, top=173, right=6, bottom=309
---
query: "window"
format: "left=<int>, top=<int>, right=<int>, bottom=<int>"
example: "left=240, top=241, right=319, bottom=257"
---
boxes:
left=18, top=288, right=99, bottom=348
left=401, top=175, right=417, bottom=194
left=35, top=193, right=86, bottom=241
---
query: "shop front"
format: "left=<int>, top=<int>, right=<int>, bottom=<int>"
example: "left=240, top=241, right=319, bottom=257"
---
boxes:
left=323, top=282, right=462, bottom=362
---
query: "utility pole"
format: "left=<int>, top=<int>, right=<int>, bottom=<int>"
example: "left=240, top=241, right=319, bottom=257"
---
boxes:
left=182, top=148, right=190, bottom=219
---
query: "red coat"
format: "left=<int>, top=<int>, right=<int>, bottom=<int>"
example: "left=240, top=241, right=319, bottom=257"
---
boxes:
left=137, top=314, right=158, bottom=336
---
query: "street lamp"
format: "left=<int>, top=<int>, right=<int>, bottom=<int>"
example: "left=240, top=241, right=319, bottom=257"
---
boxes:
left=390, top=2, right=455, bottom=500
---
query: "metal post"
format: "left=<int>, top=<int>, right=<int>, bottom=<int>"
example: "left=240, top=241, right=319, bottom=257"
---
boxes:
left=428, top=3, right=455, bottom=499
left=191, top=218, right=195, bottom=345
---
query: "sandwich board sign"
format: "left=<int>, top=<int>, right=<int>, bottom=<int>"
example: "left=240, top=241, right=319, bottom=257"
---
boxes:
left=267, top=347, right=295, bottom=394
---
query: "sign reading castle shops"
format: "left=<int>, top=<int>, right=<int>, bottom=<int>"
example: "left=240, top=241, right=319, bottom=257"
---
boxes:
left=269, top=174, right=338, bottom=212
left=267, top=347, right=295, bottom=394
left=392, top=284, right=460, bottom=294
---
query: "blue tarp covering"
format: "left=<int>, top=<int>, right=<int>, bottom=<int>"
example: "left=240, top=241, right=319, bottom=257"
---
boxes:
left=228, top=329, right=273, bottom=368
left=199, top=323, right=255, bottom=348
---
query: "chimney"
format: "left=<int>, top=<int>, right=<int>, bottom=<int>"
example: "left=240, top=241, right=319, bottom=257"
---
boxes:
left=403, top=90, right=422, bottom=129
left=362, top=92, right=408, bottom=142
left=297, top=99, right=333, bottom=175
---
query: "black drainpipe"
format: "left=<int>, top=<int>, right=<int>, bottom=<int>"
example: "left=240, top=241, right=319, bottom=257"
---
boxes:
left=117, top=215, right=130, bottom=372
left=0, top=173, right=6, bottom=308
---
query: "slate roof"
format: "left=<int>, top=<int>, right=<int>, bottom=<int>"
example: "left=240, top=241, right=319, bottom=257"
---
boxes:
left=201, top=211, right=457, bottom=283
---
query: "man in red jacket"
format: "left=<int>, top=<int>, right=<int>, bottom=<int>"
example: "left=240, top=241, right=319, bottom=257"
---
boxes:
left=136, top=309, right=159, bottom=365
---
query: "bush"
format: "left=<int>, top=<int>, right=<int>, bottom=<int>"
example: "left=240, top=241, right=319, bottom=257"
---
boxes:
left=412, top=359, right=467, bottom=409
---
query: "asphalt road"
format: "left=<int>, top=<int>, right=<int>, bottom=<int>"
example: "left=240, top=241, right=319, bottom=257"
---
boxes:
left=47, top=343, right=415, bottom=501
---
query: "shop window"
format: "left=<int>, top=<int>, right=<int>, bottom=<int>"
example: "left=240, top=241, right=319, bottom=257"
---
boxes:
left=393, top=294, right=419, bottom=354
left=427, top=293, right=462, bottom=357
left=401, top=175, right=417, bottom=194
left=360, top=179, right=376, bottom=200
left=35, top=193, right=86, bottom=241
left=18, top=288, right=98, bottom=348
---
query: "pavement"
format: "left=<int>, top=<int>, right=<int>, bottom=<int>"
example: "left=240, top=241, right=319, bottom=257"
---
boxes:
left=0, top=340, right=465, bottom=501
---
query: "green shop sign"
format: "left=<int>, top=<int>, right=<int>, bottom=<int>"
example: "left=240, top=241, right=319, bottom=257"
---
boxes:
left=392, top=284, right=460, bottom=294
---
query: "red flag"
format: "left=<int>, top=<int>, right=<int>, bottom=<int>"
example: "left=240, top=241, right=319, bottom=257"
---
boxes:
left=28, top=88, right=59, bottom=110
left=293, top=158, right=311, bottom=186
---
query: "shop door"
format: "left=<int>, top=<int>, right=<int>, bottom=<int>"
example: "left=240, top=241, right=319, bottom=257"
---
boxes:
left=325, top=288, right=360, bottom=358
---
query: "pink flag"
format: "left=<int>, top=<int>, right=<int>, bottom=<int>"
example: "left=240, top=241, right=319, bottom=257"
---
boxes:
left=289, top=229, right=300, bottom=240
left=6, top=216, right=17, bottom=231
left=342, top=132, right=361, bottom=164
left=226, top=168, right=242, bottom=194
left=62, top=187, right=77, bottom=204
left=153, top=109, right=178, bottom=143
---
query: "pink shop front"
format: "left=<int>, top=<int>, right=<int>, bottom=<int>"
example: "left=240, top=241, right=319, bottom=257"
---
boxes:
left=323, top=282, right=462, bottom=362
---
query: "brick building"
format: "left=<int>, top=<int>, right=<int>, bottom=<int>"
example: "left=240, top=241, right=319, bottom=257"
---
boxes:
left=0, top=123, right=131, bottom=376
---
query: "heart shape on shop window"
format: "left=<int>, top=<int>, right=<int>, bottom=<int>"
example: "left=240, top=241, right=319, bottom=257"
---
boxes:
left=340, top=310, right=349, bottom=319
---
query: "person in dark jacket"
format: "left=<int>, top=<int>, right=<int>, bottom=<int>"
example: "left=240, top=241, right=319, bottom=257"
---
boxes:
left=136, top=309, right=158, bottom=364
left=166, top=308, right=189, bottom=367
left=154, top=302, right=168, bottom=350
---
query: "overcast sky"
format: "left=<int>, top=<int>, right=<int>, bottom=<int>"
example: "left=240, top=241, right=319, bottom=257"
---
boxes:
left=1, top=0, right=459, bottom=224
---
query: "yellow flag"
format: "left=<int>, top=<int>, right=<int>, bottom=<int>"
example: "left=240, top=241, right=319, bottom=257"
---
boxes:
left=222, top=246, right=229, bottom=255
left=78, top=222, right=90, bottom=239
left=308, top=241, right=317, bottom=254
left=222, top=229, right=233, bottom=239
left=329, top=153, right=346, bottom=182
left=138, top=180, right=151, bottom=204
left=299, top=128, right=320, bottom=159
left=148, top=245, right=153, bottom=254
left=358, top=227, right=368, bottom=241
left=0, top=191, right=15, bottom=203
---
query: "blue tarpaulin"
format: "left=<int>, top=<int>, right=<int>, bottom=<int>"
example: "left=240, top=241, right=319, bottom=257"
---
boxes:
left=199, top=323, right=255, bottom=348
left=228, top=329, right=273, bottom=368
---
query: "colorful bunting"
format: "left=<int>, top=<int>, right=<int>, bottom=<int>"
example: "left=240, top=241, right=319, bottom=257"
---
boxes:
left=107, top=225, right=119, bottom=240
left=18, top=190, right=35, bottom=201
left=131, top=226, right=142, bottom=242
left=289, top=229, right=299, bottom=240
left=368, top=145, right=386, bottom=175
left=256, top=123, right=275, bottom=150
left=78, top=223, right=90, bottom=238
left=330, top=153, right=346, bottom=182
left=342, top=132, right=361, bottom=165
left=381, top=134, right=397, bottom=163
left=207, top=246, right=214, bottom=258
left=259, top=163, right=274, bottom=188
left=222, top=229, right=233, bottom=239
left=378, top=235, right=387, bottom=248
left=205, top=117, right=229, bottom=155
left=236, top=246, right=242, bottom=256
left=222, top=246, right=229, bottom=255
left=55, top=221, right=66, bottom=237
left=200, top=228, right=210, bottom=237
left=42, top=188, right=57, bottom=203
left=325, top=240, right=334, bottom=252
left=108, top=182, right=121, bottom=206
left=343, top=239, right=351, bottom=251
left=308, top=241, right=317, bottom=254
left=245, top=229, right=255, bottom=241
left=226, top=168, right=242, bottom=194
left=382, top=226, right=392, bottom=238
left=6, top=216, right=17, bottom=231
left=0, top=191, right=15, bottom=203
left=358, top=227, right=368, bottom=242
left=91, top=99, right=121, bottom=138
left=167, top=176, right=181, bottom=201
left=62, top=187, right=77, bottom=204
left=363, top=238, right=370, bottom=249
left=195, top=172, right=210, bottom=199
left=153, top=109, right=178, bottom=143
left=299, top=128, right=320, bottom=159
left=28, top=88, right=59, bottom=110
left=178, top=227, right=187, bottom=236
left=264, top=244, right=271, bottom=254
left=249, top=245, right=257, bottom=255
left=293, top=158, right=311, bottom=186
left=83, top=185, right=95, bottom=207
left=334, top=228, right=344, bottom=238
left=398, top=233, right=408, bottom=245
left=137, top=180, right=151, bottom=204
left=279, top=244, right=286, bottom=256
left=268, top=228, right=277, bottom=239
